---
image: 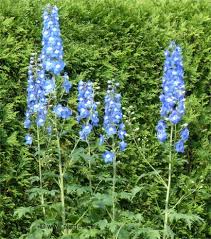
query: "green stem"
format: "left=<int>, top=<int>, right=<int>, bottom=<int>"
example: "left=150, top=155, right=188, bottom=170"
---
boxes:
left=73, top=181, right=106, bottom=227
left=172, top=187, right=198, bottom=210
left=37, top=126, right=45, bottom=217
left=133, top=135, right=167, bottom=188
left=112, top=152, right=117, bottom=239
left=111, top=138, right=117, bottom=239
left=63, top=138, right=80, bottom=174
left=112, top=152, right=117, bottom=222
left=71, top=139, right=80, bottom=155
left=163, top=125, right=173, bottom=239
left=86, top=140, right=93, bottom=194
left=52, top=77, right=66, bottom=226
left=55, top=123, right=65, bottom=226
left=116, top=223, right=126, bottom=239
left=74, top=208, right=89, bottom=226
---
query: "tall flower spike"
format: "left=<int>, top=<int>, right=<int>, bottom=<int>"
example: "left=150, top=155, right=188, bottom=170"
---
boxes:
left=24, top=56, right=36, bottom=129
left=24, top=56, right=49, bottom=144
left=35, top=63, right=48, bottom=127
left=101, top=81, right=127, bottom=163
left=41, top=5, right=72, bottom=121
left=156, top=42, right=189, bottom=152
left=77, top=80, right=99, bottom=140
left=41, top=5, right=65, bottom=75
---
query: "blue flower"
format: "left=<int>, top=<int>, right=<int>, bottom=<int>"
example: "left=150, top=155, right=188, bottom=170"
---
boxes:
left=118, top=129, right=126, bottom=140
left=180, top=127, right=189, bottom=142
left=41, top=5, right=65, bottom=75
left=77, top=80, right=99, bottom=140
left=24, top=57, right=36, bottom=128
left=102, top=82, right=127, bottom=151
left=157, top=131, right=167, bottom=142
left=107, top=126, right=117, bottom=136
left=44, top=77, right=55, bottom=94
left=24, top=57, right=48, bottom=130
left=63, top=73, right=72, bottom=93
left=36, top=109, right=47, bottom=126
left=53, top=104, right=72, bottom=119
left=25, top=134, right=33, bottom=145
left=119, top=141, right=127, bottom=151
left=24, top=118, right=31, bottom=129
left=156, top=42, right=188, bottom=152
left=35, top=65, right=48, bottom=127
left=159, top=42, right=185, bottom=123
left=61, top=107, right=72, bottom=119
left=79, top=124, right=93, bottom=140
left=169, top=110, right=181, bottom=125
left=53, top=104, right=63, bottom=116
left=90, top=112, right=99, bottom=126
left=156, top=120, right=167, bottom=142
left=24, top=6, right=72, bottom=142
left=175, top=140, right=184, bottom=153
left=99, top=134, right=104, bottom=145
left=102, top=151, right=115, bottom=163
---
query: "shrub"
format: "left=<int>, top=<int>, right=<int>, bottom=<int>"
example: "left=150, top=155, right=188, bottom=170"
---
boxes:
left=0, top=0, right=210, bottom=238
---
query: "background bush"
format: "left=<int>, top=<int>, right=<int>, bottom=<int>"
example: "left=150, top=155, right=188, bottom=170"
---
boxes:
left=0, top=0, right=210, bottom=238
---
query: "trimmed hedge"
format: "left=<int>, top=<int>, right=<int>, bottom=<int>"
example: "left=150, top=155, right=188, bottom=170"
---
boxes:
left=0, top=0, right=210, bottom=238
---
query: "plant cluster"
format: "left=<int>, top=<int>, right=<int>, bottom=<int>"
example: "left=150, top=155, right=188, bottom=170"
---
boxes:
left=0, top=0, right=210, bottom=239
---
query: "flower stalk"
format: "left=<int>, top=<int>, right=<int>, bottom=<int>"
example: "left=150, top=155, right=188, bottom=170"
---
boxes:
left=37, top=125, right=46, bottom=217
left=163, top=125, right=173, bottom=239
left=56, top=126, right=66, bottom=226
left=112, top=151, right=117, bottom=222
left=155, top=42, right=190, bottom=237
left=86, top=140, right=93, bottom=194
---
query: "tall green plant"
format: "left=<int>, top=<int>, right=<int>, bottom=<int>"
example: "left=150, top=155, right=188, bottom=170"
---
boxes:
left=0, top=0, right=210, bottom=238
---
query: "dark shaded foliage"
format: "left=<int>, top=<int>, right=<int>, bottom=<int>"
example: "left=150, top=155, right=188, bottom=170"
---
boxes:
left=0, top=0, right=210, bottom=238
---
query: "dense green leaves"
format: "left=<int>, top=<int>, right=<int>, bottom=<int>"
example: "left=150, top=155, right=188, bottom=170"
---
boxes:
left=0, top=0, right=210, bottom=238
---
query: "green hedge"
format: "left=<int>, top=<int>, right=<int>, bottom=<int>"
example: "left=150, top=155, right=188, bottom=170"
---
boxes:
left=0, top=0, right=210, bottom=238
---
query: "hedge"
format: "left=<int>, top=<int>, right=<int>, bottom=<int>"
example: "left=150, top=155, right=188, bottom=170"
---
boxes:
left=0, top=0, right=210, bottom=238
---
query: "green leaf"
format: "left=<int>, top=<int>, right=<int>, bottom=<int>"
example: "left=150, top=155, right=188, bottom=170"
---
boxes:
left=6, top=131, right=19, bottom=146
left=92, top=193, right=113, bottom=208
left=14, top=206, right=34, bottom=219
left=131, top=186, right=142, bottom=200
left=169, top=210, right=203, bottom=229
left=66, top=184, right=90, bottom=196
left=133, top=227, right=161, bottom=239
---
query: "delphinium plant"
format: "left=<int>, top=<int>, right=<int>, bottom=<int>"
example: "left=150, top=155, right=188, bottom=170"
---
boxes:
left=77, top=80, right=99, bottom=193
left=23, top=5, right=73, bottom=234
left=156, top=41, right=189, bottom=238
left=99, top=80, right=127, bottom=237
left=22, top=5, right=110, bottom=238
left=24, top=54, right=48, bottom=218
left=40, top=4, right=73, bottom=228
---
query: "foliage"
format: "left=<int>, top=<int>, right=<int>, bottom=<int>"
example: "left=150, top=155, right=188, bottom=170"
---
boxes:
left=0, top=0, right=210, bottom=238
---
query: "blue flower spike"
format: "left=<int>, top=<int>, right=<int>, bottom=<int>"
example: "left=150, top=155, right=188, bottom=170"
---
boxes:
left=25, top=5, right=72, bottom=145
left=77, top=80, right=99, bottom=140
left=41, top=5, right=65, bottom=75
left=101, top=81, right=127, bottom=162
left=156, top=42, right=189, bottom=153
left=24, top=56, right=49, bottom=142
